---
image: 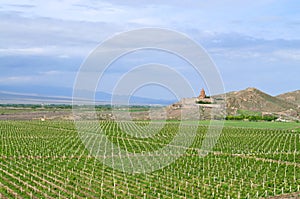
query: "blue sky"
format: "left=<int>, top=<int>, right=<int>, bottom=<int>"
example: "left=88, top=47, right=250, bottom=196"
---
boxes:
left=0, top=0, right=299, bottom=100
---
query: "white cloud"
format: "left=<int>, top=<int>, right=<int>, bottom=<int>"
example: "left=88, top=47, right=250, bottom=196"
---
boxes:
left=0, top=75, right=34, bottom=83
left=0, top=46, right=89, bottom=57
left=39, top=70, right=61, bottom=75
left=0, top=0, right=299, bottom=96
left=0, top=47, right=45, bottom=55
left=0, top=71, right=76, bottom=87
left=273, top=50, right=300, bottom=61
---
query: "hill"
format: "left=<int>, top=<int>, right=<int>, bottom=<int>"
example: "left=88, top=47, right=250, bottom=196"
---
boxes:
left=276, top=90, right=300, bottom=106
left=224, top=87, right=298, bottom=115
left=168, top=87, right=300, bottom=121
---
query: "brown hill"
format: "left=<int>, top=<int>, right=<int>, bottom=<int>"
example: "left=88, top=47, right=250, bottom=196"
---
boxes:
left=218, top=87, right=298, bottom=116
left=276, top=90, right=300, bottom=106
left=166, top=87, right=299, bottom=121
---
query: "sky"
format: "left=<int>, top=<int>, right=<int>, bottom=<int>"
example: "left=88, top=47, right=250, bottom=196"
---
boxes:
left=0, top=0, right=300, bottom=100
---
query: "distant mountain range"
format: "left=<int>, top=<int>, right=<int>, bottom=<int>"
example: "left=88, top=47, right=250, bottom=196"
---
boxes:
left=0, top=89, right=176, bottom=105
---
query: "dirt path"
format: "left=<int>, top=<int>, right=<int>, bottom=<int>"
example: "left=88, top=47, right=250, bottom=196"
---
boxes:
left=267, top=192, right=300, bottom=199
left=212, top=151, right=300, bottom=168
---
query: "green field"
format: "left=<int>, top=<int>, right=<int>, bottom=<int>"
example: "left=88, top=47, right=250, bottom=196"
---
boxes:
left=0, top=120, right=299, bottom=198
left=200, top=120, right=300, bottom=130
left=165, top=120, right=300, bottom=130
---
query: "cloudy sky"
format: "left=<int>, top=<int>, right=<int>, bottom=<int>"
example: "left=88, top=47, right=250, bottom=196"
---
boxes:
left=0, top=0, right=299, bottom=100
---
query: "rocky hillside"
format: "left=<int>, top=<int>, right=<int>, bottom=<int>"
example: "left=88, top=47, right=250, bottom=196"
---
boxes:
left=224, top=88, right=298, bottom=115
left=168, top=87, right=300, bottom=121
left=276, top=90, right=300, bottom=106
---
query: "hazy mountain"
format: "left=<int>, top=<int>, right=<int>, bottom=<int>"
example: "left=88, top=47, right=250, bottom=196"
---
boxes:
left=0, top=91, right=73, bottom=104
left=0, top=90, right=175, bottom=105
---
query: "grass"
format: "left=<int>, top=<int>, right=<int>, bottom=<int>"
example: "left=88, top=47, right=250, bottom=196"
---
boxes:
left=164, top=120, right=300, bottom=130
left=237, top=109, right=262, bottom=116
left=0, top=120, right=299, bottom=198
left=213, top=120, right=300, bottom=129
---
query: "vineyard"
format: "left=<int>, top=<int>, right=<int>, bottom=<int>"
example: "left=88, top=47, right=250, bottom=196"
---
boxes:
left=0, top=120, right=299, bottom=198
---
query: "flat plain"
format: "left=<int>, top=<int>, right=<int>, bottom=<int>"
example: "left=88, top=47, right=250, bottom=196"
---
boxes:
left=0, top=120, right=299, bottom=198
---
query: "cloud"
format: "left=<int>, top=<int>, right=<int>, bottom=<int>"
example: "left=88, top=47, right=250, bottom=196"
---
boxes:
left=38, top=70, right=62, bottom=75
left=0, top=0, right=299, bottom=97
left=0, top=13, right=122, bottom=57
left=0, top=75, right=34, bottom=84
left=5, top=4, right=35, bottom=8
left=0, top=47, right=45, bottom=55
left=0, top=70, right=77, bottom=88
left=273, top=50, right=300, bottom=61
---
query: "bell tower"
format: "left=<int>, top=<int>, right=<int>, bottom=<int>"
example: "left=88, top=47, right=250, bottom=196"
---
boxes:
left=198, top=88, right=206, bottom=99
